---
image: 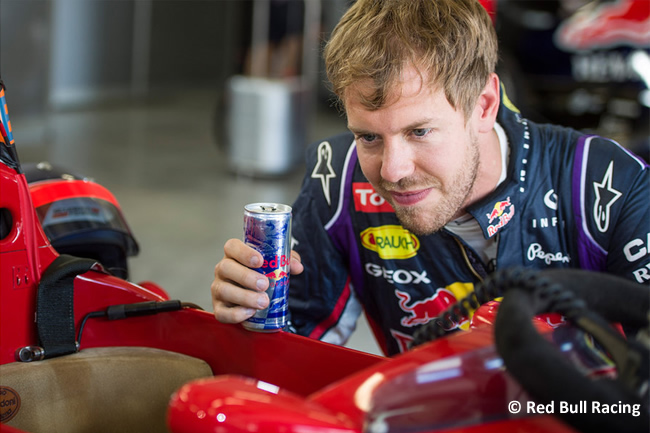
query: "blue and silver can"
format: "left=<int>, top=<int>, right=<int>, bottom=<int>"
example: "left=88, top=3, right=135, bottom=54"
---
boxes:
left=242, top=203, right=292, bottom=332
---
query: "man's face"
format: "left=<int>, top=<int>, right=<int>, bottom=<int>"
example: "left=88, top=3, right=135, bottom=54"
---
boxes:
left=346, top=66, right=481, bottom=236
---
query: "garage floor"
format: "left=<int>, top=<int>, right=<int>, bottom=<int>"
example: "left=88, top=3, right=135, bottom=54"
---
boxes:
left=13, top=88, right=383, bottom=356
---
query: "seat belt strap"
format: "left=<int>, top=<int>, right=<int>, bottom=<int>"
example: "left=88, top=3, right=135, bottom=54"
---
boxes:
left=36, top=254, right=98, bottom=359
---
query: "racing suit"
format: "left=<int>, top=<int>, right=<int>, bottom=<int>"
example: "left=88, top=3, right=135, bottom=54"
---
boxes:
left=288, top=88, right=650, bottom=356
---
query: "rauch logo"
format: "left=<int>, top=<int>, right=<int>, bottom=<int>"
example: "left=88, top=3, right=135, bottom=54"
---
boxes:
left=360, top=225, right=420, bottom=259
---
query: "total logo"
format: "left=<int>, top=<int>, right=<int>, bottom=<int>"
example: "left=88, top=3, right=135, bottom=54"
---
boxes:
left=486, top=197, right=515, bottom=237
left=353, top=182, right=394, bottom=213
left=365, top=263, right=431, bottom=285
left=395, top=282, right=474, bottom=328
left=360, top=225, right=420, bottom=259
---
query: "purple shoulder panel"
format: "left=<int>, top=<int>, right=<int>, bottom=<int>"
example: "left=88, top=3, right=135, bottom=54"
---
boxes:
left=325, top=146, right=366, bottom=298
left=572, top=135, right=607, bottom=271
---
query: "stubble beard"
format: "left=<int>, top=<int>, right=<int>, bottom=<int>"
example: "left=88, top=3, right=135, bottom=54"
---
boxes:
left=378, top=138, right=480, bottom=237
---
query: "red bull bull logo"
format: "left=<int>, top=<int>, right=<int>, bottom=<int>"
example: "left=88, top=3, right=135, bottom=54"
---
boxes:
left=265, top=270, right=289, bottom=279
left=486, top=197, right=515, bottom=237
left=395, top=288, right=458, bottom=327
left=486, top=197, right=511, bottom=223
left=265, top=270, right=289, bottom=313
left=396, top=282, right=475, bottom=328
left=555, top=0, right=650, bottom=51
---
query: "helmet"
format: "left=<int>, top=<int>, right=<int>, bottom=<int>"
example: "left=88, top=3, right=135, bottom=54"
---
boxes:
left=24, top=162, right=139, bottom=280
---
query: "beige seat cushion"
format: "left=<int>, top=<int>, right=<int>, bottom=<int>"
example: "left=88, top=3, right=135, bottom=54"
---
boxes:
left=0, top=347, right=213, bottom=433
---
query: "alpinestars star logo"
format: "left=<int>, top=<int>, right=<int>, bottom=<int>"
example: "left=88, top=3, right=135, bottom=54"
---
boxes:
left=593, top=161, right=622, bottom=233
left=311, top=141, right=336, bottom=206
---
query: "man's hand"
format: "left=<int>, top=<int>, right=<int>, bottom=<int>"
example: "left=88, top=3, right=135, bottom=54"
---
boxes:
left=211, top=238, right=303, bottom=323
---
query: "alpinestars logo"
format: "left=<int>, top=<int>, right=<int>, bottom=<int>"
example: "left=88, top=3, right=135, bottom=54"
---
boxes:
left=593, top=161, right=622, bottom=233
left=311, top=141, right=336, bottom=206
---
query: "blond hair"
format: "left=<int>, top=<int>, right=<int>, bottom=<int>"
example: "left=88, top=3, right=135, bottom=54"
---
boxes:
left=324, top=0, right=498, bottom=118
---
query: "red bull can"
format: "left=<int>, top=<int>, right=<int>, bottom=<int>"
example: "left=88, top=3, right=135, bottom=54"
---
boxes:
left=242, top=203, right=292, bottom=332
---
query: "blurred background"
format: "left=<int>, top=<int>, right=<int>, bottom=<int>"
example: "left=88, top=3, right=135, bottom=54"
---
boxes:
left=1, top=0, right=648, bottom=356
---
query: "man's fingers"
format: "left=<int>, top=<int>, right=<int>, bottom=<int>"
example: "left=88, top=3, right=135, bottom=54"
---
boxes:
left=215, top=258, right=269, bottom=293
left=290, top=250, right=304, bottom=275
left=224, top=238, right=263, bottom=268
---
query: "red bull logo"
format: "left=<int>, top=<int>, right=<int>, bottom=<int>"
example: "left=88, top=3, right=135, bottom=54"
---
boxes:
left=395, top=282, right=475, bottom=328
left=260, top=255, right=290, bottom=315
left=265, top=270, right=289, bottom=279
left=261, top=254, right=290, bottom=270
left=486, top=197, right=515, bottom=237
left=264, top=269, right=289, bottom=314
left=486, top=197, right=511, bottom=223
left=396, top=288, right=457, bottom=327
left=555, top=0, right=650, bottom=51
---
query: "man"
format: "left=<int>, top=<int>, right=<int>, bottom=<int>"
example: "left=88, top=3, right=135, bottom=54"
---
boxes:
left=212, top=0, right=649, bottom=356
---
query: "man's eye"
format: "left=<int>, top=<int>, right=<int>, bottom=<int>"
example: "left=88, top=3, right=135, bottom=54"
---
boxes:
left=412, top=128, right=431, bottom=137
left=357, top=134, right=377, bottom=143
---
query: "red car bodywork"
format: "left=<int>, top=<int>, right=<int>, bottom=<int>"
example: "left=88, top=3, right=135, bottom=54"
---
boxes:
left=0, top=155, right=577, bottom=432
left=0, top=0, right=582, bottom=422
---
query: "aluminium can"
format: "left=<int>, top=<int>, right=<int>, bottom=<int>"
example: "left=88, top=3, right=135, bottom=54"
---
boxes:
left=242, top=203, right=292, bottom=332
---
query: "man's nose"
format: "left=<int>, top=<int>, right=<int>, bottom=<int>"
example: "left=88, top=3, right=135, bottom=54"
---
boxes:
left=380, top=138, right=414, bottom=183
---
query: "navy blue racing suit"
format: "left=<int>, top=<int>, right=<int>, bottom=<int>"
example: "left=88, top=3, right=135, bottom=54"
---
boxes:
left=287, top=88, right=650, bottom=356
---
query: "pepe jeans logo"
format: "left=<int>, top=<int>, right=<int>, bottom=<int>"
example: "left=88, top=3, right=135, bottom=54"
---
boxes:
left=360, top=225, right=420, bottom=259
left=0, top=386, right=21, bottom=423
left=527, top=243, right=571, bottom=265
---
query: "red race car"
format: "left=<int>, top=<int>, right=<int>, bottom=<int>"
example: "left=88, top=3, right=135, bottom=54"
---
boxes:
left=0, top=77, right=647, bottom=433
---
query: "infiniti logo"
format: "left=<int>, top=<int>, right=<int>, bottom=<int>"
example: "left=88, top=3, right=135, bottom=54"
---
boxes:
left=544, top=189, right=558, bottom=210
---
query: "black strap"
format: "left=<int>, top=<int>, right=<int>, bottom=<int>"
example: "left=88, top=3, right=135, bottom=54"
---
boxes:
left=37, top=254, right=98, bottom=358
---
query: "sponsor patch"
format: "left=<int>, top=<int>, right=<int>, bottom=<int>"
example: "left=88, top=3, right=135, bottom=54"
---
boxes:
left=527, top=243, right=571, bottom=265
left=593, top=161, right=622, bottom=233
left=360, top=225, right=419, bottom=259
left=486, top=197, right=515, bottom=237
left=395, top=282, right=474, bottom=328
left=353, top=183, right=394, bottom=213
left=311, top=141, right=336, bottom=206
left=365, top=263, right=430, bottom=285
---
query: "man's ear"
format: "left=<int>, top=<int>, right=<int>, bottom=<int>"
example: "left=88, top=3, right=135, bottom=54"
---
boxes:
left=475, top=73, right=500, bottom=133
